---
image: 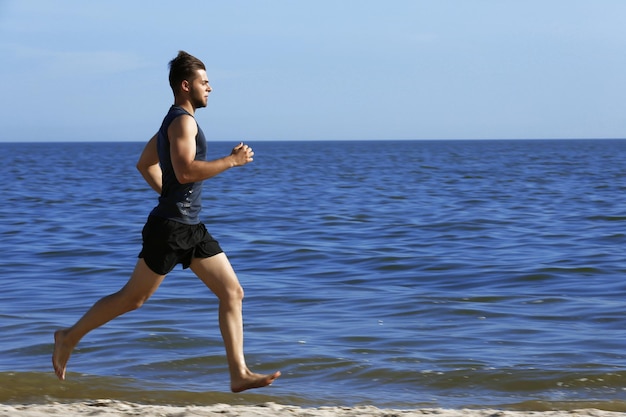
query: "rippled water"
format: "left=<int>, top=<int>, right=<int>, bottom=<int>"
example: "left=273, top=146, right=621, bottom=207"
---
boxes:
left=1, top=139, right=625, bottom=410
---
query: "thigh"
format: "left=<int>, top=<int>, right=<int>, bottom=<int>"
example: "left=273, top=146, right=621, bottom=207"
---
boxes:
left=190, top=253, right=242, bottom=298
left=118, top=258, right=167, bottom=300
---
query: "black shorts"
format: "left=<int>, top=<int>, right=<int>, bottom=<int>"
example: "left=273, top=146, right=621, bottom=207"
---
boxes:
left=138, top=215, right=223, bottom=275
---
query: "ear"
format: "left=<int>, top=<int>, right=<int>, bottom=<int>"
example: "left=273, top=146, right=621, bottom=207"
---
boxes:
left=181, top=80, right=191, bottom=92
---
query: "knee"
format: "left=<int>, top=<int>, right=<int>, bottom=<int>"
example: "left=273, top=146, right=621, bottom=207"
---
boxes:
left=221, top=284, right=244, bottom=303
left=233, top=284, right=244, bottom=301
left=125, top=296, right=148, bottom=312
left=114, top=291, right=149, bottom=312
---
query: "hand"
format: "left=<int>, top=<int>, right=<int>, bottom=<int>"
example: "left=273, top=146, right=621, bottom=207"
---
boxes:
left=230, top=142, right=254, bottom=166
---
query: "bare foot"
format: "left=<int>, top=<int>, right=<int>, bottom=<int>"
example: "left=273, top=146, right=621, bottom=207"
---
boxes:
left=231, top=370, right=281, bottom=393
left=52, top=330, right=73, bottom=381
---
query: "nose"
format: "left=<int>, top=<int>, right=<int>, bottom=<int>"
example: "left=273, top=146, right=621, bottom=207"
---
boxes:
left=207, top=84, right=212, bottom=93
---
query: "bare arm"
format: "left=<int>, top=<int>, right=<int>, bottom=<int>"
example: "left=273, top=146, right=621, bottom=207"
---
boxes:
left=136, top=133, right=163, bottom=194
left=169, top=115, right=253, bottom=184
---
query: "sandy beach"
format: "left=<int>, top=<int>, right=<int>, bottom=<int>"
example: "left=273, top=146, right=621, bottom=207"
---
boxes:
left=0, top=400, right=623, bottom=417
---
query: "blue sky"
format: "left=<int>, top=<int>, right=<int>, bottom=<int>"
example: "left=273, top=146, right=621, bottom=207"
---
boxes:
left=1, top=1, right=625, bottom=142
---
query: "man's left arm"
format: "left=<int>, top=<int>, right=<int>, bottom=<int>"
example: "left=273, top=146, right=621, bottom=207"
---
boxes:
left=136, top=134, right=162, bottom=194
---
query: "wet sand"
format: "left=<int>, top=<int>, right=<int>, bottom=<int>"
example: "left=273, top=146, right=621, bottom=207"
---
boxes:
left=0, top=400, right=623, bottom=417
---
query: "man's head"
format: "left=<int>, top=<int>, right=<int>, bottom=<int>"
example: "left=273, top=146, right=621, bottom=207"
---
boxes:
left=168, top=50, right=211, bottom=108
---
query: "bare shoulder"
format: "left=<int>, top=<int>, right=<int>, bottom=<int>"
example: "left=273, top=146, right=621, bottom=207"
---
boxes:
left=168, top=114, right=198, bottom=165
left=168, top=114, right=198, bottom=143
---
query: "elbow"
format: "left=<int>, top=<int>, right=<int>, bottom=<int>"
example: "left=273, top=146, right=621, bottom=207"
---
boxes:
left=137, top=161, right=159, bottom=180
left=173, top=161, right=200, bottom=184
left=175, top=172, right=194, bottom=184
left=136, top=161, right=147, bottom=175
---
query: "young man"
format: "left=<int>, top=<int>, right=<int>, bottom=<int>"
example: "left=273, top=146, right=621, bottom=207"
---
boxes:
left=52, top=51, right=280, bottom=393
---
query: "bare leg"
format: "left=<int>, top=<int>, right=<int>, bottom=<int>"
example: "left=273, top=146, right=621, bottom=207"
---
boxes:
left=190, top=254, right=281, bottom=392
left=52, top=259, right=166, bottom=380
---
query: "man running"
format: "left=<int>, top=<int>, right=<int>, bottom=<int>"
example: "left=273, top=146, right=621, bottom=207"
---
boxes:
left=52, top=50, right=280, bottom=393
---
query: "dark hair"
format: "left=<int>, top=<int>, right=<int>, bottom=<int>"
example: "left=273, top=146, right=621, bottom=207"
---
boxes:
left=168, top=51, right=206, bottom=92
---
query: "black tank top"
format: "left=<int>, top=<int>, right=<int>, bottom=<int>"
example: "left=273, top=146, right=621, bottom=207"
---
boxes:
left=150, top=105, right=207, bottom=224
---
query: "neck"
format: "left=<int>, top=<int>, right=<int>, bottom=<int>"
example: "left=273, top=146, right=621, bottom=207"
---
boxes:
left=173, top=99, right=195, bottom=115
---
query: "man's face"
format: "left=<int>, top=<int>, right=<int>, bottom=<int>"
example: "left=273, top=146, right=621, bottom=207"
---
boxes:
left=189, top=69, right=212, bottom=109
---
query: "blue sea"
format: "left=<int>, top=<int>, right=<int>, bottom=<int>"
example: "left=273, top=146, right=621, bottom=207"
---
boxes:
left=1, top=139, right=625, bottom=411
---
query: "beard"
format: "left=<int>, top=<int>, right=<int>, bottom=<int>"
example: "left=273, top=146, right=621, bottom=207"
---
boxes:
left=190, top=86, right=208, bottom=109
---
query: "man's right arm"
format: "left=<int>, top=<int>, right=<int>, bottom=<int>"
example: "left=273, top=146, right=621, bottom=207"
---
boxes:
left=168, top=115, right=254, bottom=184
